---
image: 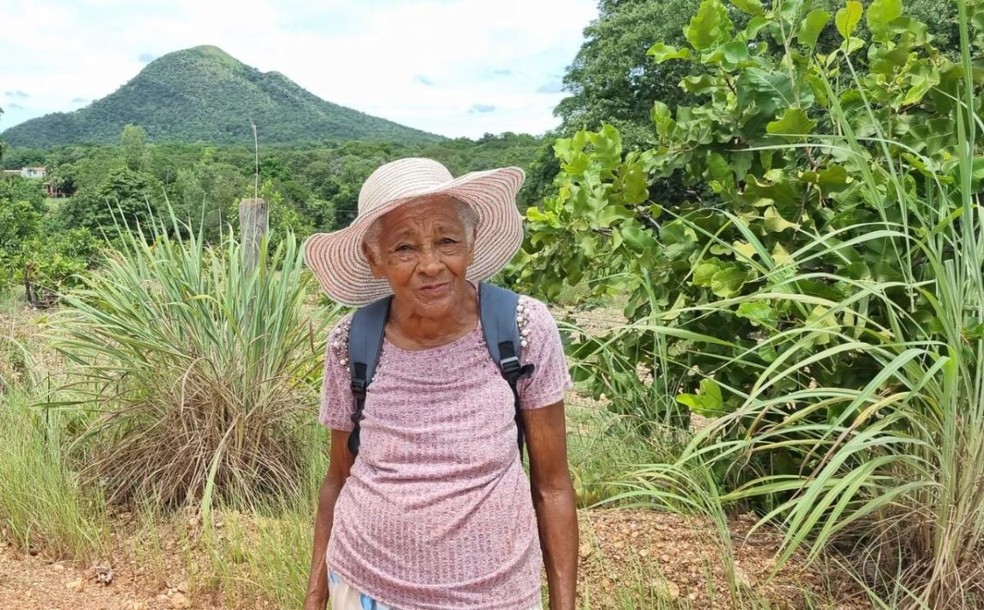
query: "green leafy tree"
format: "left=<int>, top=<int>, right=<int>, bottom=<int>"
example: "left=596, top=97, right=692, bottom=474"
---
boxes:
left=556, top=0, right=704, bottom=147
left=525, top=0, right=971, bottom=425
left=59, top=167, right=160, bottom=241
left=21, top=228, right=101, bottom=307
left=557, top=0, right=960, bottom=150
left=0, top=179, right=44, bottom=294
left=121, top=124, right=148, bottom=171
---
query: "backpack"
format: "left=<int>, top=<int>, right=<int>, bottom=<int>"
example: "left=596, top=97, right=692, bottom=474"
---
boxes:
left=346, top=282, right=534, bottom=457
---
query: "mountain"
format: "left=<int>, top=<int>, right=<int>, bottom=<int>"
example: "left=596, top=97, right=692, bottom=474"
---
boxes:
left=2, top=46, right=442, bottom=148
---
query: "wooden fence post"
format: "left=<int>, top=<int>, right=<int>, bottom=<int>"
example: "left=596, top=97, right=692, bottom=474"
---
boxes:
left=239, top=198, right=268, bottom=273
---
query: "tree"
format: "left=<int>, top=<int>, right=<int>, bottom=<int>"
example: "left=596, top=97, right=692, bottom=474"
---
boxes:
left=0, top=178, right=44, bottom=294
left=121, top=124, right=148, bottom=171
left=526, top=0, right=970, bottom=426
left=527, top=5, right=984, bottom=604
left=59, top=167, right=160, bottom=241
left=556, top=0, right=960, bottom=149
left=555, top=0, right=705, bottom=146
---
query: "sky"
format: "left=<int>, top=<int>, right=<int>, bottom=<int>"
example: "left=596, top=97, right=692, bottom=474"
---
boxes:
left=0, top=0, right=599, bottom=139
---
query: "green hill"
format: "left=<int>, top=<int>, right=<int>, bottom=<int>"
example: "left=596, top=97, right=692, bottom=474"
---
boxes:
left=2, top=46, right=442, bottom=147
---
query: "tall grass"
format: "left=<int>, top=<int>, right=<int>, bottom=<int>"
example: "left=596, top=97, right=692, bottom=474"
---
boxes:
left=628, top=3, right=984, bottom=607
left=53, top=213, right=330, bottom=510
left=197, top=418, right=329, bottom=607
left=0, top=388, right=107, bottom=559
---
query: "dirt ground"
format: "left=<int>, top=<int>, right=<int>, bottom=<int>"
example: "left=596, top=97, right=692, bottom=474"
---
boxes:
left=0, top=509, right=866, bottom=610
left=0, top=540, right=220, bottom=610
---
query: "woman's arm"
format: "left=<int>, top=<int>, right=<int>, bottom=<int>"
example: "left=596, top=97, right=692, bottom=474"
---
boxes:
left=303, top=429, right=355, bottom=610
left=523, top=401, right=578, bottom=610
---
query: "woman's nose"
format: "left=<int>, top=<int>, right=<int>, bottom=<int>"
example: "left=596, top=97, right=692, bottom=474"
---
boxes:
left=416, top=245, right=444, bottom=275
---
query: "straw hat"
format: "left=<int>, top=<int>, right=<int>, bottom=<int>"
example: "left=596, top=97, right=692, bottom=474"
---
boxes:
left=303, top=158, right=525, bottom=306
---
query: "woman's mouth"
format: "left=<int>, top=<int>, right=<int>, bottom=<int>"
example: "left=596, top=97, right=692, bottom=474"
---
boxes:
left=419, top=282, right=449, bottom=295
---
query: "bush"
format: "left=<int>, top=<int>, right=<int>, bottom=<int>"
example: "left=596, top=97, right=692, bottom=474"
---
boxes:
left=0, top=188, right=42, bottom=295
left=56, top=167, right=160, bottom=243
left=22, top=228, right=102, bottom=307
left=525, top=0, right=984, bottom=605
left=55, top=214, right=329, bottom=510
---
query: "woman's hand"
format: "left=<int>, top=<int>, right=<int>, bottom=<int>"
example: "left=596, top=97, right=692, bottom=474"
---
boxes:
left=304, top=429, right=354, bottom=610
left=302, top=591, right=327, bottom=610
left=523, top=401, right=578, bottom=610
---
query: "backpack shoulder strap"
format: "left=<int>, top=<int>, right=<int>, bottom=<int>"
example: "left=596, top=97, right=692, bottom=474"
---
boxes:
left=346, top=295, right=391, bottom=455
left=478, top=282, right=535, bottom=456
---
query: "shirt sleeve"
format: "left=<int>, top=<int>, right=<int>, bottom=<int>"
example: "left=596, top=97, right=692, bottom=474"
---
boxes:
left=319, top=313, right=356, bottom=431
left=517, top=297, right=573, bottom=410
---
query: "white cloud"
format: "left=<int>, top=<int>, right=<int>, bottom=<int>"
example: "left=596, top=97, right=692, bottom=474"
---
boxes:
left=0, top=0, right=597, bottom=139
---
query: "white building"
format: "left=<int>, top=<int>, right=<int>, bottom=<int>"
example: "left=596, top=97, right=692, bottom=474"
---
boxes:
left=20, top=166, right=46, bottom=179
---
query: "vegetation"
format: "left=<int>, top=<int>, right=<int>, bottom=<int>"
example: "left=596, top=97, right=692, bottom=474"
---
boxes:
left=526, top=0, right=984, bottom=606
left=53, top=215, right=329, bottom=509
left=3, top=1, right=983, bottom=608
left=0, top=178, right=100, bottom=303
left=0, top=125, right=544, bottom=303
left=1, top=46, right=442, bottom=148
left=555, top=0, right=959, bottom=148
left=0, top=389, right=108, bottom=559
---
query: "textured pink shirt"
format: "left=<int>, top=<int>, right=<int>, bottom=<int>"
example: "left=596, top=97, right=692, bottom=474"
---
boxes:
left=319, top=295, right=571, bottom=610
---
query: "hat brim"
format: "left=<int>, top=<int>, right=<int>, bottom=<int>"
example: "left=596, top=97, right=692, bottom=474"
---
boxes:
left=303, top=167, right=525, bottom=306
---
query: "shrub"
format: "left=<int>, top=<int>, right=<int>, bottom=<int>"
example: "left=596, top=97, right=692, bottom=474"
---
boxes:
left=55, top=214, right=329, bottom=510
left=22, top=228, right=102, bottom=307
left=526, top=0, right=984, bottom=605
left=0, top=188, right=42, bottom=295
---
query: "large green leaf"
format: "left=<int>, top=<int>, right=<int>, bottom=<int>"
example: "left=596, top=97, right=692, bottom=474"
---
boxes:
left=737, top=68, right=797, bottom=109
left=660, top=220, right=698, bottom=261
left=693, top=258, right=748, bottom=297
left=652, top=101, right=675, bottom=138
left=764, top=206, right=799, bottom=232
left=866, top=0, right=902, bottom=36
left=835, top=1, right=863, bottom=39
left=730, top=0, right=763, bottom=16
left=620, top=160, right=649, bottom=204
left=677, top=378, right=726, bottom=416
left=766, top=108, right=818, bottom=137
left=686, top=0, right=733, bottom=51
left=901, top=61, right=941, bottom=106
left=648, top=43, right=691, bottom=63
left=798, top=10, right=831, bottom=49
left=737, top=301, right=777, bottom=327
left=588, top=124, right=623, bottom=169
left=620, top=224, right=657, bottom=253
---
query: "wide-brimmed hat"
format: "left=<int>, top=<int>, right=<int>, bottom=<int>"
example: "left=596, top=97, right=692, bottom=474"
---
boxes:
left=303, top=158, right=525, bottom=306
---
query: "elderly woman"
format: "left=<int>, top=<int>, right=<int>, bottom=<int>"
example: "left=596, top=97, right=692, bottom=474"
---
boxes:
left=302, top=158, right=577, bottom=610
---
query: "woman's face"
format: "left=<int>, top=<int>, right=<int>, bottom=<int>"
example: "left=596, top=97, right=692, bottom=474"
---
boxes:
left=365, top=195, right=475, bottom=319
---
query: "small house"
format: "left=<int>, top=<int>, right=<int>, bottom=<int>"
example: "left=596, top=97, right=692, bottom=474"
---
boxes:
left=20, top=166, right=46, bottom=179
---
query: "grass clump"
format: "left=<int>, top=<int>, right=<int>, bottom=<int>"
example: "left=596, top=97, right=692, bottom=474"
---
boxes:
left=54, top=214, right=329, bottom=510
left=0, top=389, right=107, bottom=559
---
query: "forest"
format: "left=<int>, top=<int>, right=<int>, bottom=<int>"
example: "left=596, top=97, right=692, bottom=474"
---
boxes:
left=1, top=0, right=982, bottom=608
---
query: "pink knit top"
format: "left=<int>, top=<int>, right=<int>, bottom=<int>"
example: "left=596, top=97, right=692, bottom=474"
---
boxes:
left=319, top=296, right=571, bottom=610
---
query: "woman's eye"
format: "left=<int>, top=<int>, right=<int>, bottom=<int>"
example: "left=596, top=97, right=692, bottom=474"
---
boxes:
left=395, top=244, right=415, bottom=252
left=439, top=238, right=457, bottom=245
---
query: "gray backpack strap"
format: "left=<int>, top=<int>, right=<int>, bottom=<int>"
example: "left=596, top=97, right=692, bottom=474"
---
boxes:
left=347, top=295, right=391, bottom=455
left=478, top=282, right=535, bottom=455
